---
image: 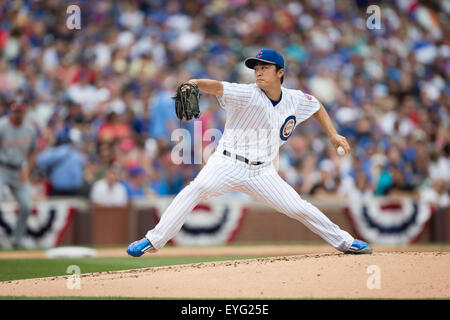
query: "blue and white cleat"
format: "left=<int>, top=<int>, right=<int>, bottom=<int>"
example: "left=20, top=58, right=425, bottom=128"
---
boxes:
left=345, top=239, right=373, bottom=254
left=126, top=237, right=154, bottom=257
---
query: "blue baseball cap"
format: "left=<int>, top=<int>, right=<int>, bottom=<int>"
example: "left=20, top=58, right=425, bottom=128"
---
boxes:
left=129, top=166, right=144, bottom=176
left=245, top=49, right=285, bottom=70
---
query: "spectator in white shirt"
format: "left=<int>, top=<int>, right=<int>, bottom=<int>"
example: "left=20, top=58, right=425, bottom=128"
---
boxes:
left=420, top=179, right=449, bottom=209
left=90, top=165, right=128, bottom=207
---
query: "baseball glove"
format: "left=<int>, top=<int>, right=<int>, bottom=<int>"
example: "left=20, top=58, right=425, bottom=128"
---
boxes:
left=173, top=82, right=201, bottom=121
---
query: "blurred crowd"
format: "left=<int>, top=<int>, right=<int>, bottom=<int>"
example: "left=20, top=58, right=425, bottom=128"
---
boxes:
left=0, top=0, right=448, bottom=206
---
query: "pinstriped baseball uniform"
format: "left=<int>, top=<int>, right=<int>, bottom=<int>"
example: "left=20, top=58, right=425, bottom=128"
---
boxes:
left=146, top=82, right=354, bottom=252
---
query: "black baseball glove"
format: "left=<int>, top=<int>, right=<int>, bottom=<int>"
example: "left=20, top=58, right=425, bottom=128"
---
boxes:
left=173, top=82, right=201, bottom=121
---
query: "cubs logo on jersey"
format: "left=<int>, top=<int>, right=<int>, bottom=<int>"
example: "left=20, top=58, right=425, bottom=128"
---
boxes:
left=280, top=115, right=296, bottom=141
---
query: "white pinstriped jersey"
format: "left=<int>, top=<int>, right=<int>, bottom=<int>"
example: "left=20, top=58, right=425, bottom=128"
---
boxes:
left=145, top=81, right=355, bottom=253
left=216, top=82, right=321, bottom=162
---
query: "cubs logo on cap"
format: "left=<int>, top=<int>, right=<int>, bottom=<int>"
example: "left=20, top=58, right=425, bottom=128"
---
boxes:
left=245, top=49, right=285, bottom=70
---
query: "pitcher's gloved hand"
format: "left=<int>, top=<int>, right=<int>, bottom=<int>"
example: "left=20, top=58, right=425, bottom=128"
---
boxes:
left=173, top=82, right=201, bottom=121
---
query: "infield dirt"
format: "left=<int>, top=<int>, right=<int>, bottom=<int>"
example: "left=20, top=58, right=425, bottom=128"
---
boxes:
left=1, top=245, right=449, bottom=299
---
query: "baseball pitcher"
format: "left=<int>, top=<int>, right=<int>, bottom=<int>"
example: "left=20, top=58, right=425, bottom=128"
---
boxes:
left=127, top=49, right=372, bottom=256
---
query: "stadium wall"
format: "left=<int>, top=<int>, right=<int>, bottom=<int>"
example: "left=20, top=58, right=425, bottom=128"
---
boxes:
left=60, top=197, right=448, bottom=247
left=0, top=197, right=448, bottom=248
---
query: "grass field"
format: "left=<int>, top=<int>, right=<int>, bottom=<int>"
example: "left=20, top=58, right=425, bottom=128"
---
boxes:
left=0, top=255, right=264, bottom=282
left=0, top=242, right=331, bottom=282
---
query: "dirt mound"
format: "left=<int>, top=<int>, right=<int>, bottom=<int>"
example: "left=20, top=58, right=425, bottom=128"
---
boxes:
left=1, top=251, right=449, bottom=298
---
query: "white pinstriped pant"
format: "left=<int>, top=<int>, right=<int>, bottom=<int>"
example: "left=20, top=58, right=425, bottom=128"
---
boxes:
left=146, top=151, right=354, bottom=252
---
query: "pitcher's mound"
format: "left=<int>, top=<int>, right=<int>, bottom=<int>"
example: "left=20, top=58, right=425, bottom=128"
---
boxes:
left=1, top=251, right=449, bottom=298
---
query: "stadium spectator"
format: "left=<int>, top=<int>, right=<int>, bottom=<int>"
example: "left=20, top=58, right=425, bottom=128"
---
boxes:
left=89, top=165, right=128, bottom=207
left=309, top=160, right=339, bottom=197
left=35, top=134, right=85, bottom=197
left=122, top=165, right=149, bottom=200
left=148, top=167, right=171, bottom=196
left=420, top=179, right=450, bottom=208
left=97, top=111, right=132, bottom=143
left=338, top=170, right=374, bottom=200
left=147, top=77, right=179, bottom=143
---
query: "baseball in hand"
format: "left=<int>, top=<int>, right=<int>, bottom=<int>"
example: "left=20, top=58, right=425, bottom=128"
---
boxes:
left=337, top=146, right=346, bottom=156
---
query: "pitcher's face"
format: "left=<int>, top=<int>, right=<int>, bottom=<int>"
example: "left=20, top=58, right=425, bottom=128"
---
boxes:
left=254, top=62, right=284, bottom=90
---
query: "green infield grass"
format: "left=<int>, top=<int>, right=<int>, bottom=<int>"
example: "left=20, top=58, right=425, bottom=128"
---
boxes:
left=0, top=255, right=263, bottom=282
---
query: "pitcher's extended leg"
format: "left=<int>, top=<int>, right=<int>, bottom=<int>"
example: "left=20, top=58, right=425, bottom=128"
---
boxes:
left=243, top=167, right=353, bottom=252
left=145, top=155, right=245, bottom=249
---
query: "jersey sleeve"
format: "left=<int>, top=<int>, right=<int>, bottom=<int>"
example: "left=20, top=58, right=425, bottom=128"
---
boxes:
left=295, top=91, right=321, bottom=123
left=216, top=81, right=255, bottom=109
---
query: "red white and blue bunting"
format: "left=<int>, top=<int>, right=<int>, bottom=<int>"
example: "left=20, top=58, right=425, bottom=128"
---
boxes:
left=345, top=197, right=434, bottom=245
left=153, top=198, right=248, bottom=246
left=0, top=201, right=75, bottom=249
